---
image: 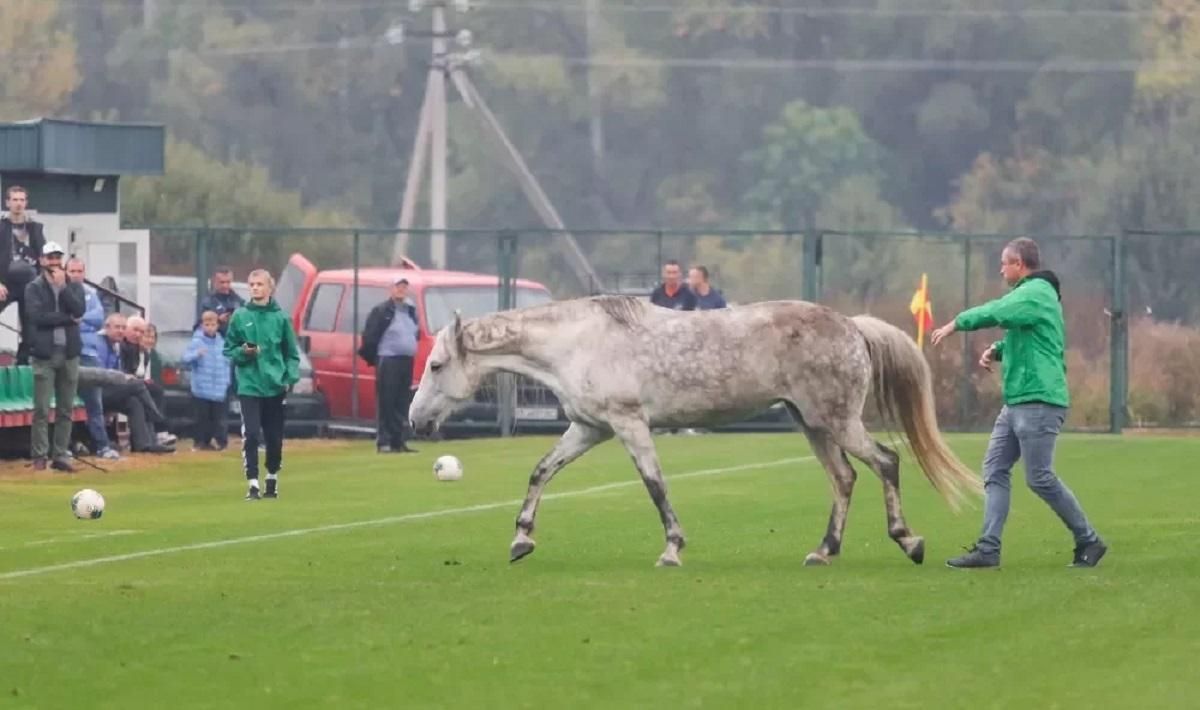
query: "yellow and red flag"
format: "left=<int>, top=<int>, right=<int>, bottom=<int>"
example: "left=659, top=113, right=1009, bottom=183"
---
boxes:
left=909, top=273, right=934, bottom=347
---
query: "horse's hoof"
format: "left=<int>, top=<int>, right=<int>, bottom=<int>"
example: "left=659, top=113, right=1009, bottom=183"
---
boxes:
left=509, top=539, right=536, bottom=563
left=803, top=552, right=831, bottom=567
left=656, top=554, right=682, bottom=567
left=908, top=538, right=925, bottom=565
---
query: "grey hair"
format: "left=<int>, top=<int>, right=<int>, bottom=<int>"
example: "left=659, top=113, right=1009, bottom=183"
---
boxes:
left=1004, top=237, right=1041, bottom=269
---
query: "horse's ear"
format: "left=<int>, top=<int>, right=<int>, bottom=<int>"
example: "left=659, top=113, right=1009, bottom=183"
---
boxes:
left=452, top=309, right=465, bottom=358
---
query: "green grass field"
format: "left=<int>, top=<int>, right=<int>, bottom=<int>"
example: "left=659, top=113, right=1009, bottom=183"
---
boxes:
left=1, top=433, right=1197, bottom=709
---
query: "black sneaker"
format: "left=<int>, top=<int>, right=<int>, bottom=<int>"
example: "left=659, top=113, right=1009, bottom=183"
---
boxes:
left=245, top=485, right=261, bottom=501
left=946, top=545, right=1000, bottom=569
left=263, top=478, right=278, bottom=499
left=51, top=458, right=76, bottom=474
left=1070, top=539, right=1108, bottom=568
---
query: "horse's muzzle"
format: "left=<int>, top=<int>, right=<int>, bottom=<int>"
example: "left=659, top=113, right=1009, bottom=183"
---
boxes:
left=409, top=418, right=439, bottom=438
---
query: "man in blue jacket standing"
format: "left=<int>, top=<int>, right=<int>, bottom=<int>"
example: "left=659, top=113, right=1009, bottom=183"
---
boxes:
left=358, top=276, right=420, bottom=453
left=67, top=258, right=120, bottom=460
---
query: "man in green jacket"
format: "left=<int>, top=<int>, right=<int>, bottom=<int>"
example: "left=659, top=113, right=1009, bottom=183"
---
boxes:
left=223, top=269, right=300, bottom=501
left=931, top=237, right=1106, bottom=569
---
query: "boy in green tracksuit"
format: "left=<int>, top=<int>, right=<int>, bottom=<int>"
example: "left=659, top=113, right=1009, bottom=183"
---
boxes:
left=223, top=269, right=300, bottom=501
left=931, top=237, right=1106, bottom=569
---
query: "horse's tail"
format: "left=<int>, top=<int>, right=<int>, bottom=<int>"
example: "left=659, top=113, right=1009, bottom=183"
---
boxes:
left=851, top=315, right=983, bottom=511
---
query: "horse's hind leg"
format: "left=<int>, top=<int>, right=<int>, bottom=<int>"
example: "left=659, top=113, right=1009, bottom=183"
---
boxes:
left=510, top=422, right=611, bottom=563
left=834, top=419, right=925, bottom=564
left=800, top=428, right=859, bottom=567
left=610, top=418, right=686, bottom=567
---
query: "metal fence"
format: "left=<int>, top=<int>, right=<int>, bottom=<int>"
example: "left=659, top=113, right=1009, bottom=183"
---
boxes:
left=114, top=224, right=1200, bottom=435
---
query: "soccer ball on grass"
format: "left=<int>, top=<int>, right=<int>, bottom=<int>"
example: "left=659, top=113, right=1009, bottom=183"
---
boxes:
left=71, top=489, right=106, bottom=520
left=433, top=455, right=463, bottom=482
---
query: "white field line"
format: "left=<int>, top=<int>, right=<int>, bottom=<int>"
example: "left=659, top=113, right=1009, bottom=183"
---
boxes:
left=23, top=530, right=142, bottom=547
left=0, top=456, right=816, bottom=582
left=0, top=530, right=141, bottom=552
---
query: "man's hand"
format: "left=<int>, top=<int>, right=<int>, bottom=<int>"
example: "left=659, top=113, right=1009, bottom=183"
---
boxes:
left=242, top=343, right=259, bottom=358
left=46, top=266, right=66, bottom=288
left=930, top=321, right=957, bottom=347
left=0, top=283, right=8, bottom=301
left=219, top=312, right=231, bottom=324
left=979, top=344, right=997, bottom=372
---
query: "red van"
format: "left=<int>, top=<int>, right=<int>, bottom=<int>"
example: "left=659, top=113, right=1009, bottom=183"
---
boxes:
left=275, top=254, right=563, bottom=433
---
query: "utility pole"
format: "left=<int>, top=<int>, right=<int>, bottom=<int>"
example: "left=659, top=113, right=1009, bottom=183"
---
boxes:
left=585, top=0, right=605, bottom=174
left=390, top=1, right=604, bottom=290
left=428, top=3, right=449, bottom=268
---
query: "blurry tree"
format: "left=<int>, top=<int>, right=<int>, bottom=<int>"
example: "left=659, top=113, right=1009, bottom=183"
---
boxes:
left=0, top=0, right=79, bottom=121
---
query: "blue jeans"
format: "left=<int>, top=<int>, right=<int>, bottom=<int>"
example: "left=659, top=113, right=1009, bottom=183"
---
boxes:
left=977, top=403, right=1100, bottom=554
left=79, top=354, right=111, bottom=452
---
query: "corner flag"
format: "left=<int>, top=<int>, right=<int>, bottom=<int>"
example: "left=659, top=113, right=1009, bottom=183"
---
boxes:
left=909, top=273, right=934, bottom=347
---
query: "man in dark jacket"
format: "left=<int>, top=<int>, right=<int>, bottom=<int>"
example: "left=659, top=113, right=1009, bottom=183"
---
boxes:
left=649, top=260, right=697, bottom=311
left=25, top=241, right=85, bottom=472
left=195, top=266, right=245, bottom=335
left=931, top=237, right=1106, bottom=569
left=0, top=185, right=47, bottom=365
left=358, top=276, right=420, bottom=453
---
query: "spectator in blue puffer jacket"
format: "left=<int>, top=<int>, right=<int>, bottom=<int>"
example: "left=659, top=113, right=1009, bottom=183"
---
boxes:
left=182, top=310, right=232, bottom=451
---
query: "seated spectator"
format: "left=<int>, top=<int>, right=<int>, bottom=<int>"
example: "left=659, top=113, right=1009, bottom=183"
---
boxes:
left=688, top=265, right=728, bottom=310
left=183, top=311, right=231, bottom=451
left=122, top=315, right=174, bottom=447
left=96, top=312, right=173, bottom=454
left=67, top=257, right=120, bottom=460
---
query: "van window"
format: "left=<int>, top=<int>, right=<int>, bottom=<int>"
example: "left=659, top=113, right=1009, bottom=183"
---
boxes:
left=276, top=261, right=307, bottom=315
left=336, top=286, right=389, bottom=333
left=423, top=285, right=552, bottom=333
left=305, top=284, right=344, bottom=332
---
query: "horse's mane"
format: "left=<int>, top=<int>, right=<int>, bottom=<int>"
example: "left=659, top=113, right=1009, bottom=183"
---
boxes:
left=588, top=295, right=648, bottom=329
left=459, top=295, right=648, bottom=353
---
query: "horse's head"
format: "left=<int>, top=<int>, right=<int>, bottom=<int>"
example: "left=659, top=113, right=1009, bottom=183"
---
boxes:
left=410, top=311, right=483, bottom=431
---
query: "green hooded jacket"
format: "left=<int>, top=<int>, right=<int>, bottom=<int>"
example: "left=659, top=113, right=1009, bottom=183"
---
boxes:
left=222, top=298, right=301, bottom=398
left=953, top=271, right=1069, bottom=408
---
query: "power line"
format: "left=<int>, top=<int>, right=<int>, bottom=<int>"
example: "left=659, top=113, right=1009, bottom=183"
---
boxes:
left=53, top=0, right=1182, bottom=21
left=178, top=41, right=1200, bottom=75
left=555, top=56, right=1194, bottom=75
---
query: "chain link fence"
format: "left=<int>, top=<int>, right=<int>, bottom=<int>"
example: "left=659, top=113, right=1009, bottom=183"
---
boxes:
left=115, top=225, right=1164, bottom=436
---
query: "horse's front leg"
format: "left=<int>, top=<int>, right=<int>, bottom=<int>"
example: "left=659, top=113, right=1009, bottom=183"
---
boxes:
left=510, top=422, right=611, bottom=563
left=611, top=419, right=686, bottom=567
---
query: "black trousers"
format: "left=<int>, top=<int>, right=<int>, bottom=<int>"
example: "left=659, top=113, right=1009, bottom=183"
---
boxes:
left=375, top=355, right=414, bottom=448
left=145, top=381, right=166, bottom=433
left=101, top=382, right=164, bottom=451
left=193, top=397, right=228, bottom=448
left=240, top=394, right=285, bottom=480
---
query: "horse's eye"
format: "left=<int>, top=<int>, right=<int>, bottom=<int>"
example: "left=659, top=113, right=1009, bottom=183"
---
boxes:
left=430, top=362, right=443, bottom=373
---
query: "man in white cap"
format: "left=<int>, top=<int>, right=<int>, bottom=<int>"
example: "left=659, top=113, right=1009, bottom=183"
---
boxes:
left=357, top=275, right=420, bottom=453
left=24, top=241, right=86, bottom=472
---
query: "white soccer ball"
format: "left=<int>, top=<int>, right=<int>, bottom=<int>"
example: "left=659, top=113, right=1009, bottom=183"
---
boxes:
left=71, top=489, right=105, bottom=520
left=433, top=455, right=463, bottom=481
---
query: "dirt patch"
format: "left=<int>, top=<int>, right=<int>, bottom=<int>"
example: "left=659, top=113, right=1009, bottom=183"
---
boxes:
left=0, top=437, right=356, bottom=481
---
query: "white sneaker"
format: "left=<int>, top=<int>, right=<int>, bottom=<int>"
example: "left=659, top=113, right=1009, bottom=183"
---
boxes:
left=157, top=432, right=177, bottom=446
left=98, top=448, right=121, bottom=461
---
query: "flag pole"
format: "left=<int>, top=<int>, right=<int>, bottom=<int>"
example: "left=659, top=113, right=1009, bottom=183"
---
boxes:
left=916, top=273, right=927, bottom=348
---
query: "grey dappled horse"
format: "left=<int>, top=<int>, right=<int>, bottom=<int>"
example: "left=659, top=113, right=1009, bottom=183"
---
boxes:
left=409, top=296, right=981, bottom=567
